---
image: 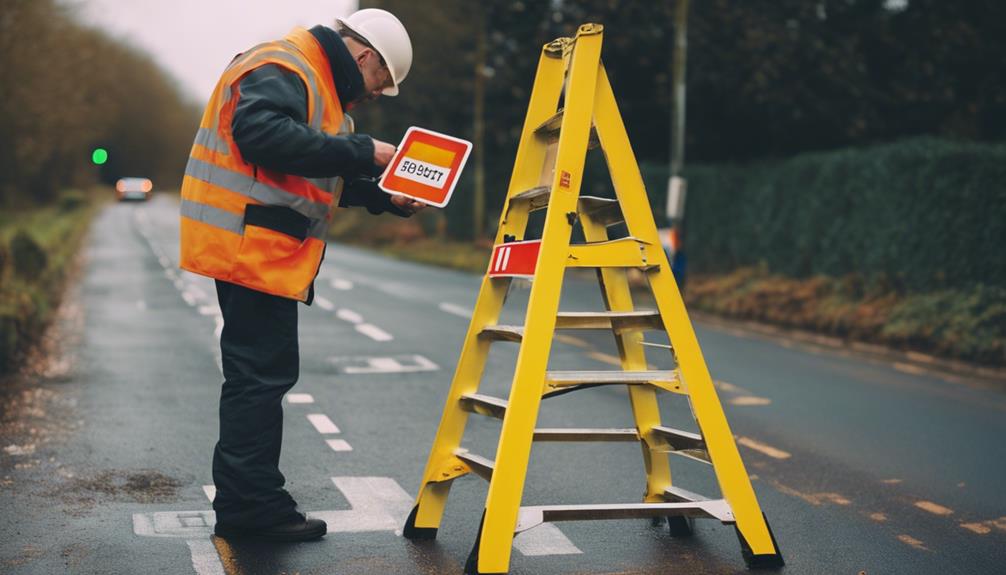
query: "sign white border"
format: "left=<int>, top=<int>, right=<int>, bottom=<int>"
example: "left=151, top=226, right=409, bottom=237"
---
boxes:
left=378, top=126, right=473, bottom=208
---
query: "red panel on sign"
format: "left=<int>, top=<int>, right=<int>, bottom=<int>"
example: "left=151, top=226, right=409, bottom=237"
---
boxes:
left=488, top=240, right=541, bottom=278
left=379, top=127, right=473, bottom=208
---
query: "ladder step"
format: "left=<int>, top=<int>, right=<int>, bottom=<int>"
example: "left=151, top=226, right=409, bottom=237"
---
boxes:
left=566, top=237, right=656, bottom=270
left=533, top=428, right=639, bottom=442
left=578, top=195, right=623, bottom=226
left=546, top=370, right=679, bottom=386
left=479, top=310, right=663, bottom=342
left=454, top=449, right=494, bottom=481
left=516, top=500, right=735, bottom=533
left=458, top=393, right=508, bottom=420
left=650, top=426, right=712, bottom=463
left=534, top=108, right=601, bottom=149
left=508, top=187, right=620, bottom=223
left=663, top=485, right=711, bottom=503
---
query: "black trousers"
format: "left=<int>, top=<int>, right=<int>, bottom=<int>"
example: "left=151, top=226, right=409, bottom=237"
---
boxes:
left=213, top=280, right=302, bottom=528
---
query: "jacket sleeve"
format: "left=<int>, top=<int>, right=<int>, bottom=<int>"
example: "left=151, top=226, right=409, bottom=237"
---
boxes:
left=339, top=178, right=411, bottom=217
left=230, top=64, right=382, bottom=179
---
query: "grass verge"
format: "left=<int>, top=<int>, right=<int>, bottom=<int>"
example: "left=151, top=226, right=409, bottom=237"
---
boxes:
left=0, top=189, right=103, bottom=374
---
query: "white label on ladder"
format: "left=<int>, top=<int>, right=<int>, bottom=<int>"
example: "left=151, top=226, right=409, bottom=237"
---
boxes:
left=489, top=239, right=541, bottom=278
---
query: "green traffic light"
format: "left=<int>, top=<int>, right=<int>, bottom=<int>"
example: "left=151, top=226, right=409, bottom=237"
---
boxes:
left=92, top=148, right=108, bottom=165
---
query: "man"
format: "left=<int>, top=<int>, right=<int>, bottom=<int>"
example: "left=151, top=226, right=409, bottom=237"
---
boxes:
left=178, top=9, right=423, bottom=542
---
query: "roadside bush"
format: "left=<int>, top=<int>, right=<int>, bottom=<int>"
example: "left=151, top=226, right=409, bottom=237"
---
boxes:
left=639, top=137, right=1006, bottom=293
left=10, top=230, right=47, bottom=281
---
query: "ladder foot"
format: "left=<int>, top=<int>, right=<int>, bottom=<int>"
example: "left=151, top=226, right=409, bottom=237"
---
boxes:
left=666, top=515, right=695, bottom=537
left=735, top=514, right=784, bottom=569
left=464, top=510, right=508, bottom=575
left=402, top=505, right=439, bottom=540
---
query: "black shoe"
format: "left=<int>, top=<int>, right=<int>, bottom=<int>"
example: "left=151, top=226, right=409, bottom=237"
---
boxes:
left=214, top=516, right=327, bottom=542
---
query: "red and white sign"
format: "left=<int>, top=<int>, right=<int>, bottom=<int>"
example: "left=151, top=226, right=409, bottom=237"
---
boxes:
left=488, top=240, right=541, bottom=278
left=378, top=126, right=473, bottom=208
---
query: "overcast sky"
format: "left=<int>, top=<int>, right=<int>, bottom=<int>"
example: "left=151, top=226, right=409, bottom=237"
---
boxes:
left=73, top=0, right=358, bottom=102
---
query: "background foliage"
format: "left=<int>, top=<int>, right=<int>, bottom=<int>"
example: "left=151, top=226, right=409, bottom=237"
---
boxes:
left=0, top=0, right=199, bottom=207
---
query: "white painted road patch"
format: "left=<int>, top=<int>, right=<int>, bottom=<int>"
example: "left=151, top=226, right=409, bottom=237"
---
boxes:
left=187, top=538, right=226, bottom=575
left=336, top=308, right=364, bottom=324
left=315, top=296, right=335, bottom=311
left=330, top=278, right=354, bottom=290
left=329, top=354, right=439, bottom=374
left=514, top=523, right=582, bottom=556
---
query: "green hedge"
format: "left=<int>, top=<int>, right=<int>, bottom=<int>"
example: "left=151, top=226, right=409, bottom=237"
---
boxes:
left=0, top=190, right=99, bottom=373
left=637, top=138, right=1006, bottom=293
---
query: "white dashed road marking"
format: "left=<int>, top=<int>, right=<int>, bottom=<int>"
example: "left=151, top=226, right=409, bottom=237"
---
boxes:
left=355, top=323, right=394, bottom=342
left=336, top=308, right=364, bottom=324
left=202, top=485, right=216, bottom=502
left=315, top=296, right=335, bottom=311
left=326, top=439, right=353, bottom=452
left=286, top=393, right=314, bottom=404
left=438, top=302, right=473, bottom=318
left=330, top=278, right=354, bottom=290
left=307, top=413, right=341, bottom=434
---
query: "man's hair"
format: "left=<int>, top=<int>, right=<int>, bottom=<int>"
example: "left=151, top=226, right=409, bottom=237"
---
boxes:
left=336, top=24, right=386, bottom=65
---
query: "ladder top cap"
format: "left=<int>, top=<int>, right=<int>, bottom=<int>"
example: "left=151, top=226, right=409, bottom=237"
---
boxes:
left=578, top=23, right=604, bottom=36
left=544, top=37, right=572, bottom=58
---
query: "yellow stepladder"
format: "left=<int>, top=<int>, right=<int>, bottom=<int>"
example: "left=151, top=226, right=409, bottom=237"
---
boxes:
left=403, top=24, right=784, bottom=574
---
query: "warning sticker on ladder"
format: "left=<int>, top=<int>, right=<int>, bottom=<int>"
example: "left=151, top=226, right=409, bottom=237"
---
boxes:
left=379, top=127, right=473, bottom=208
left=488, top=240, right=541, bottom=278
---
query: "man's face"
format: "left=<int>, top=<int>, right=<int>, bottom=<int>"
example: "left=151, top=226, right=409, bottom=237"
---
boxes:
left=349, top=48, right=393, bottom=110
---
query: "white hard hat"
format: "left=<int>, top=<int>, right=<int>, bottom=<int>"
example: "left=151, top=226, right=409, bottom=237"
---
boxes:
left=336, top=9, right=412, bottom=96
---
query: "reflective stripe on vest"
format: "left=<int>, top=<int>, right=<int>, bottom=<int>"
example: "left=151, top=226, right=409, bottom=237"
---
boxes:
left=184, top=157, right=330, bottom=221
left=180, top=198, right=244, bottom=235
left=194, top=127, right=230, bottom=155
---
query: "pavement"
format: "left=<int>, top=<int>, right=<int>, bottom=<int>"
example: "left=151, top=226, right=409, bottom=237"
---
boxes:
left=1, top=194, right=1004, bottom=575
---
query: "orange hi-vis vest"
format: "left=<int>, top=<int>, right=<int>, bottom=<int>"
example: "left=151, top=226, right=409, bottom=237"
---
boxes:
left=180, top=27, right=352, bottom=301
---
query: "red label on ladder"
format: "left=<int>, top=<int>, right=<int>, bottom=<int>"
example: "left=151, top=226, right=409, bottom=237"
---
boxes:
left=488, top=240, right=541, bottom=278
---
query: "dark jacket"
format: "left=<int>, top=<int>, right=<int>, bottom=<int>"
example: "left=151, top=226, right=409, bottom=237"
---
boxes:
left=231, top=25, right=404, bottom=216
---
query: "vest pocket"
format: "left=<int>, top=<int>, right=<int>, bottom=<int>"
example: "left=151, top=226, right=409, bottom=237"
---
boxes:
left=231, top=204, right=317, bottom=298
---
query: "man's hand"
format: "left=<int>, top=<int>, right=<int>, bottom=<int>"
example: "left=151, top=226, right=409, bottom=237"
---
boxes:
left=390, top=194, right=427, bottom=216
left=372, top=139, right=397, bottom=168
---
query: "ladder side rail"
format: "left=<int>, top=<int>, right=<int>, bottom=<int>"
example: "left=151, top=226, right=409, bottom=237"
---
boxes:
left=472, top=25, right=604, bottom=575
left=579, top=205, right=673, bottom=503
left=592, top=66, right=781, bottom=559
left=404, top=41, right=567, bottom=540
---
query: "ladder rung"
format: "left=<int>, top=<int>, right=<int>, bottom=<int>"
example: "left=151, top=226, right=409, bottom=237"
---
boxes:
left=650, top=426, right=711, bottom=463
left=509, top=186, right=551, bottom=211
left=479, top=311, right=663, bottom=342
left=533, top=109, right=600, bottom=149
left=458, top=393, right=508, bottom=420
left=663, top=485, right=711, bottom=503
left=546, top=370, right=679, bottom=386
left=507, top=188, right=621, bottom=223
left=533, top=428, right=639, bottom=442
left=454, top=449, right=494, bottom=481
left=578, top=196, right=623, bottom=226
left=515, top=500, right=734, bottom=533
left=479, top=325, right=525, bottom=342
left=567, top=237, right=655, bottom=270
left=556, top=310, right=662, bottom=331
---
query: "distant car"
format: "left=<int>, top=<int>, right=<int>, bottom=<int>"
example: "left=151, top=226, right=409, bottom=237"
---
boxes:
left=116, top=177, right=153, bottom=201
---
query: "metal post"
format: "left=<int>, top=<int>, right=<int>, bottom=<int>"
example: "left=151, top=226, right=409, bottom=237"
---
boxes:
left=666, top=0, right=689, bottom=224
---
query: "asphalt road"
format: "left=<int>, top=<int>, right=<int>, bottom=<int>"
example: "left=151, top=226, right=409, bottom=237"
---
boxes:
left=2, top=195, right=1004, bottom=575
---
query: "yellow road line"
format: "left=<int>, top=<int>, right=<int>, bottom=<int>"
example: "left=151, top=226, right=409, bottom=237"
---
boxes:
left=896, top=534, right=930, bottom=551
left=914, top=500, right=954, bottom=516
left=737, top=436, right=791, bottom=460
